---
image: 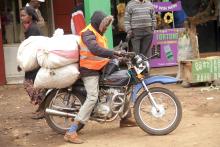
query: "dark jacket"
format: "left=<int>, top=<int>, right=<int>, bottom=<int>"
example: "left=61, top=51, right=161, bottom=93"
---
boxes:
left=24, top=23, right=42, bottom=80
left=24, top=23, right=42, bottom=39
left=72, top=2, right=84, bottom=14
left=80, top=11, right=114, bottom=77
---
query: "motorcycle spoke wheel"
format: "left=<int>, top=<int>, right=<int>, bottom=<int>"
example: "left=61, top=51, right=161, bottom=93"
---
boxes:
left=49, top=93, right=81, bottom=129
left=134, top=87, right=182, bottom=135
left=45, top=90, right=84, bottom=134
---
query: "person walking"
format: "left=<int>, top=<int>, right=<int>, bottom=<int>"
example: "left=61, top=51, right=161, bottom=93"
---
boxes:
left=19, top=6, right=46, bottom=119
left=64, top=11, right=136, bottom=144
left=20, top=0, right=45, bottom=41
left=124, top=0, right=156, bottom=57
left=27, top=0, right=45, bottom=28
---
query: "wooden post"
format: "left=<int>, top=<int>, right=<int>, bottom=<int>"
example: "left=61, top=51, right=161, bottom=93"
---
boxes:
left=0, top=17, right=6, bottom=85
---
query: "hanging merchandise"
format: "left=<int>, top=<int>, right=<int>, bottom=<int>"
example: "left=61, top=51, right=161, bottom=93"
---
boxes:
left=117, top=3, right=126, bottom=32
left=163, top=12, right=174, bottom=24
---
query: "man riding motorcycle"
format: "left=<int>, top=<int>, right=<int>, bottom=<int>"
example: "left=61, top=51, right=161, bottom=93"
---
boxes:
left=64, top=11, right=136, bottom=144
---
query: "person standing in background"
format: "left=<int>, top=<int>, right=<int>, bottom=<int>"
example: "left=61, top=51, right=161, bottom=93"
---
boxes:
left=20, top=0, right=45, bottom=41
left=124, top=0, right=156, bottom=57
left=27, top=0, right=45, bottom=29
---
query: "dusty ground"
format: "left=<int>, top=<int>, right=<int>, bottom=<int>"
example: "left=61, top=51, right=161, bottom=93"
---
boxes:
left=0, top=83, right=220, bottom=147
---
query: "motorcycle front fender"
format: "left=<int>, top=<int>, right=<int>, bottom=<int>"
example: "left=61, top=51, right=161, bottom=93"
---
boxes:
left=131, top=76, right=179, bottom=102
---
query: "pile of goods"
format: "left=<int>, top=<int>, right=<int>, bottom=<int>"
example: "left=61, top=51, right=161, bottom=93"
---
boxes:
left=17, top=34, right=80, bottom=88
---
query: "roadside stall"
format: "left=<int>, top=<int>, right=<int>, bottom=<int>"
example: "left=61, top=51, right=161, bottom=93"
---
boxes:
left=150, top=1, right=185, bottom=67
left=111, top=0, right=185, bottom=67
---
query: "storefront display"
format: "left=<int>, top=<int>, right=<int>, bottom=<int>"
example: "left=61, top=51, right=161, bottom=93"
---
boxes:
left=149, top=1, right=185, bottom=67
left=150, top=28, right=184, bottom=67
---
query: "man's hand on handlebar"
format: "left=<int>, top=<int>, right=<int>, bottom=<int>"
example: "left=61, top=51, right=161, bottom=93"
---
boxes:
left=113, top=50, right=126, bottom=57
left=114, top=51, right=136, bottom=58
left=124, top=52, right=136, bottom=58
left=117, top=56, right=129, bottom=64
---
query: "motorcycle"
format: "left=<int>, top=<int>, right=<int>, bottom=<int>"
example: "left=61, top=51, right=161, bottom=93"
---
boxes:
left=44, top=46, right=182, bottom=135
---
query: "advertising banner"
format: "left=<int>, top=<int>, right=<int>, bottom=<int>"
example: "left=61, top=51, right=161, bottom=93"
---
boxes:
left=153, top=1, right=182, bottom=12
left=150, top=28, right=184, bottom=67
left=149, top=1, right=184, bottom=67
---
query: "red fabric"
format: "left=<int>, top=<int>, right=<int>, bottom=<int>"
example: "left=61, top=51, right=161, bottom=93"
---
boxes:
left=0, top=28, right=6, bottom=85
left=50, top=50, right=79, bottom=59
left=22, top=22, right=32, bottom=31
left=72, top=13, right=86, bottom=35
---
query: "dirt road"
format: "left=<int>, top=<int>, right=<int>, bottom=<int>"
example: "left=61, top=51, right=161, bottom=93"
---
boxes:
left=0, top=84, right=220, bottom=147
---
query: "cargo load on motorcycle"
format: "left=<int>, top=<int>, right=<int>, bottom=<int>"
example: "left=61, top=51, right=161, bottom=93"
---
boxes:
left=17, top=33, right=80, bottom=89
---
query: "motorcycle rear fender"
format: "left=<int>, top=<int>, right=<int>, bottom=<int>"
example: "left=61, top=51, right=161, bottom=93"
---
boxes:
left=37, top=89, right=54, bottom=110
left=131, top=76, right=179, bottom=102
left=45, top=89, right=54, bottom=98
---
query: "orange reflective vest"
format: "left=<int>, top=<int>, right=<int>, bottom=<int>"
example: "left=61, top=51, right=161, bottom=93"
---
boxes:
left=79, top=24, right=110, bottom=70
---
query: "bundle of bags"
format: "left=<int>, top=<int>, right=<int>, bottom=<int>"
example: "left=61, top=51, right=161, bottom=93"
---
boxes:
left=177, top=30, right=199, bottom=61
left=177, top=33, right=193, bottom=61
left=17, top=33, right=80, bottom=89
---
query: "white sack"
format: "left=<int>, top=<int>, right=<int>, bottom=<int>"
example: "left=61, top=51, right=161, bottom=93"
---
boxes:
left=34, top=64, right=80, bottom=89
left=17, top=36, right=49, bottom=72
left=37, top=35, right=80, bottom=69
left=53, top=28, right=64, bottom=36
left=177, top=34, right=193, bottom=61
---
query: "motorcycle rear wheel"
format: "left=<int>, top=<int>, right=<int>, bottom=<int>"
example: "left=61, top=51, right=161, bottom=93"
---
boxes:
left=134, top=87, right=182, bottom=135
left=44, top=89, right=85, bottom=134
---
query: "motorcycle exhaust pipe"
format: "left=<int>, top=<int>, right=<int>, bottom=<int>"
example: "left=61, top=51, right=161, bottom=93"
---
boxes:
left=45, top=108, right=76, bottom=118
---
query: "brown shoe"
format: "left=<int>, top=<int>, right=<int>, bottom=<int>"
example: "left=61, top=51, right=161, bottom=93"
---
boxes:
left=64, top=132, right=84, bottom=144
left=120, top=118, right=137, bottom=128
left=31, top=111, right=44, bottom=119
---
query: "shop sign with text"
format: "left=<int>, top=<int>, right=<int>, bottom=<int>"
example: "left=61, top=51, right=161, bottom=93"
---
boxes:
left=153, top=1, right=182, bottom=12
left=150, top=28, right=184, bottom=67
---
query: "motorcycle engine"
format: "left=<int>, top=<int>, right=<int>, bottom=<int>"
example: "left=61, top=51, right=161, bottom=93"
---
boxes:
left=93, top=88, right=125, bottom=119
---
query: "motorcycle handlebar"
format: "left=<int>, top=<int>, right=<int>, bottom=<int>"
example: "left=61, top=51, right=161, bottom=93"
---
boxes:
left=120, top=52, right=136, bottom=58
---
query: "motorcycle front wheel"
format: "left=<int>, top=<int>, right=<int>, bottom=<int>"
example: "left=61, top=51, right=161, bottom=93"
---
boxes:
left=44, top=89, right=85, bottom=134
left=134, top=87, right=182, bottom=135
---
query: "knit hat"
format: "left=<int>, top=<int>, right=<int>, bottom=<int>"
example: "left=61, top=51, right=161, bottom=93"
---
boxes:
left=91, top=11, right=113, bottom=34
left=91, top=11, right=107, bottom=32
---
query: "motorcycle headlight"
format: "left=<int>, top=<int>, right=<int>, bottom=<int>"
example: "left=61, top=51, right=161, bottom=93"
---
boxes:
left=133, top=55, right=150, bottom=76
left=143, top=60, right=150, bottom=76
